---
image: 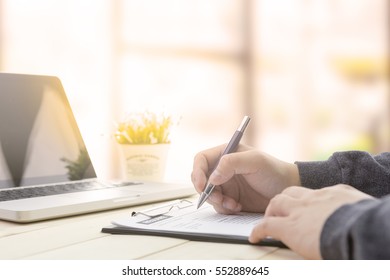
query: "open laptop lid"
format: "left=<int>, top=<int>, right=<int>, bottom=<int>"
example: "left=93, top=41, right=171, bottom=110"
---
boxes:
left=0, top=73, right=96, bottom=189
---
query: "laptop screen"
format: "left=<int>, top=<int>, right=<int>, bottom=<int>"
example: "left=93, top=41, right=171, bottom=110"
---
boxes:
left=0, top=74, right=96, bottom=189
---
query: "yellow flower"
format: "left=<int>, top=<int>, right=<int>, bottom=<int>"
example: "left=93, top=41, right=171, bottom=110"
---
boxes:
left=114, top=111, right=175, bottom=144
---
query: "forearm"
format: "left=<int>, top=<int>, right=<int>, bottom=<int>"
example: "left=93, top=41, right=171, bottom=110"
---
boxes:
left=295, top=151, right=390, bottom=197
left=320, top=195, right=390, bottom=259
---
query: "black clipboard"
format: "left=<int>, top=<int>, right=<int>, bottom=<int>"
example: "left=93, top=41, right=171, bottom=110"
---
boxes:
left=101, top=200, right=286, bottom=248
left=101, top=224, right=286, bottom=248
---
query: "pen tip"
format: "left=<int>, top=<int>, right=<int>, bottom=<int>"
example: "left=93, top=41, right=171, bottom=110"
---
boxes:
left=197, top=194, right=205, bottom=209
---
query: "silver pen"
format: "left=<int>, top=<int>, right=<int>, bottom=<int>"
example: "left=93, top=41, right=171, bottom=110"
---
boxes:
left=197, top=116, right=251, bottom=209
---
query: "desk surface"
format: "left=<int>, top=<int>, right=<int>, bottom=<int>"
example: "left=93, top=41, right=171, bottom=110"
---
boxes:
left=0, top=199, right=302, bottom=260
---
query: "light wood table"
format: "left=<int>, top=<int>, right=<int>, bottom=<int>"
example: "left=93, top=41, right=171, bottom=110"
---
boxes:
left=0, top=201, right=302, bottom=260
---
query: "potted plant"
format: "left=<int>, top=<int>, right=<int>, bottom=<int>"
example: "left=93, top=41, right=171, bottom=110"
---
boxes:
left=114, top=111, right=174, bottom=181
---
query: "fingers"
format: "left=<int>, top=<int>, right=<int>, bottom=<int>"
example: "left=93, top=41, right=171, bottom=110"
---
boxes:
left=191, top=144, right=252, bottom=192
left=208, top=149, right=262, bottom=186
left=250, top=187, right=311, bottom=242
left=249, top=217, right=286, bottom=243
left=281, top=186, right=310, bottom=198
left=249, top=188, right=302, bottom=242
left=209, top=192, right=242, bottom=214
left=191, top=158, right=207, bottom=194
left=191, top=145, right=226, bottom=193
left=264, top=193, right=300, bottom=217
left=197, top=185, right=242, bottom=214
left=191, top=144, right=254, bottom=213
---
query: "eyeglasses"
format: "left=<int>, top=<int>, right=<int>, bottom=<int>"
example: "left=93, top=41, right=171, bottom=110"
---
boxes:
left=131, top=199, right=193, bottom=219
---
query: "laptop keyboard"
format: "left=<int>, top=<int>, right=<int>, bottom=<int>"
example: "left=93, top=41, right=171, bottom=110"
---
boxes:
left=0, top=181, right=139, bottom=202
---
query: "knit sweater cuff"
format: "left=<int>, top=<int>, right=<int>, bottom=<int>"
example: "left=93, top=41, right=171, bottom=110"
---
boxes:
left=295, top=156, right=342, bottom=189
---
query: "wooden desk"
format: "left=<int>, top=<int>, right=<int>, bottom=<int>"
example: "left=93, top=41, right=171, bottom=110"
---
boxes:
left=0, top=201, right=302, bottom=260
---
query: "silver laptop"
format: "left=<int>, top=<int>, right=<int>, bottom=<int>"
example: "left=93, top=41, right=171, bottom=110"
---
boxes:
left=0, top=73, right=195, bottom=223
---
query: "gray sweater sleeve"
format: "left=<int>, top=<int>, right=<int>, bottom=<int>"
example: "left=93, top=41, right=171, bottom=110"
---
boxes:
left=296, top=151, right=390, bottom=197
left=295, top=151, right=390, bottom=259
left=320, top=196, right=390, bottom=259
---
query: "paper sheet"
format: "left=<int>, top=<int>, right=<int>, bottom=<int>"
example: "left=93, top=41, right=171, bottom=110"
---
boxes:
left=112, top=200, right=263, bottom=238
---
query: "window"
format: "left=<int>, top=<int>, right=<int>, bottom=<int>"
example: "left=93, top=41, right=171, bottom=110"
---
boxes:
left=0, top=0, right=388, bottom=182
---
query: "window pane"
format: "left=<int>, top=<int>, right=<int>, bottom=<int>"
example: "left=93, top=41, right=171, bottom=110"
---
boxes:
left=254, top=0, right=389, bottom=161
left=120, top=0, right=243, bottom=52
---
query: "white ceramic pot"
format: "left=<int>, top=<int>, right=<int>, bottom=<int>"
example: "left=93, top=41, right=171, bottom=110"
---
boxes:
left=120, top=143, right=170, bottom=182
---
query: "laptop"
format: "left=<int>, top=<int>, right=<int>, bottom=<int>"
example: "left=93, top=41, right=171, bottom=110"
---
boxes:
left=0, top=73, right=195, bottom=223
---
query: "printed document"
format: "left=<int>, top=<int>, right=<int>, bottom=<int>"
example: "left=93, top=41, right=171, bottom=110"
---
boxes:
left=111, top=200, right=263, bottom=238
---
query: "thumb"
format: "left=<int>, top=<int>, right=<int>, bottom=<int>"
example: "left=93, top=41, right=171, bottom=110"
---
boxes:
left=208, top=150, right=262, bottom=185
left=208, top=153, right=237, bottom=186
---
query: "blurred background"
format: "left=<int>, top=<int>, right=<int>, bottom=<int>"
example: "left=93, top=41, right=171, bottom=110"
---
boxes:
left=0, top=0, right=388, bottom=182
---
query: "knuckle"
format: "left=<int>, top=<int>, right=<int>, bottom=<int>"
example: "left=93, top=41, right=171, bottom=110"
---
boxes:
left=218, top=154, right=232, bottom=168
left=193, top=151, right=205, bottom=165
left=214, top=155, right=234, bottom=176
left=259, top=218, right=273, bottom=236
left=267, top=194, right=282, bottom=210
left=190, top=170, right=196, bottom=183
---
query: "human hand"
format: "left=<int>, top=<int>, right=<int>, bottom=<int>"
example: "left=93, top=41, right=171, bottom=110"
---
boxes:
left=249, top=184, right=373, bottom=259
left=191, top=144, right=300, bottom=214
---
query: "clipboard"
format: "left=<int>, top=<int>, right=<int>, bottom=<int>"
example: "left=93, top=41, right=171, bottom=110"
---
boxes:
left=101, top=200, right=286, bottom=248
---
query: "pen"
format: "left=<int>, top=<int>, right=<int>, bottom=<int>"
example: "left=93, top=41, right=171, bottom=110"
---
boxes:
left=197, top=116, right=251, bottom=209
